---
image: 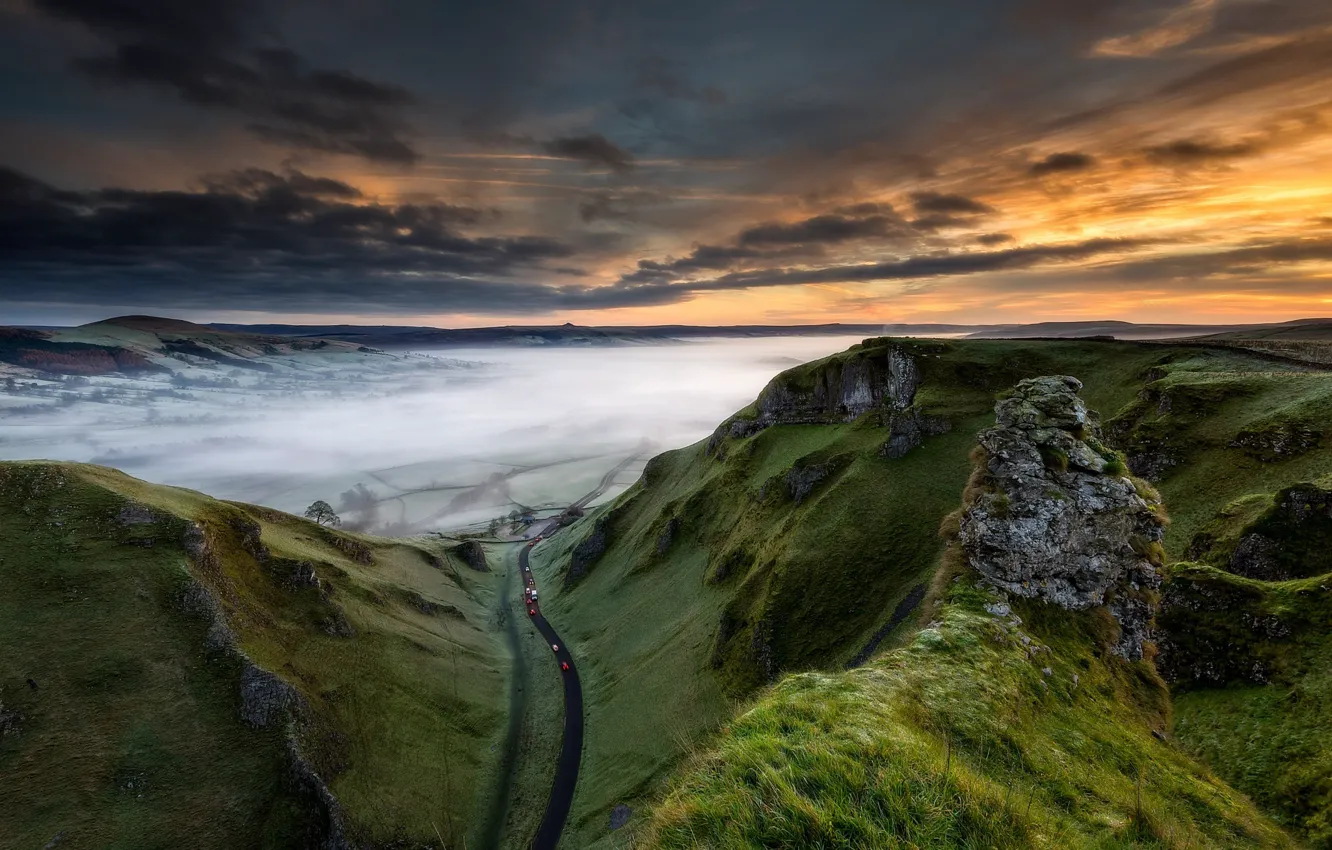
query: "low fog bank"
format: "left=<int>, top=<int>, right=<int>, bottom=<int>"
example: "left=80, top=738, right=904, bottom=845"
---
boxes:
left=0, top=337, right=868, bottom=533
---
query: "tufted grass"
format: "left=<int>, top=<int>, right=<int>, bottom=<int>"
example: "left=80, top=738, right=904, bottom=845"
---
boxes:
left=531, top=337, right=1317, bottom=846
left=641, top=576, right=1293, bottom=849
left=0, top=461, right=511, bottom=849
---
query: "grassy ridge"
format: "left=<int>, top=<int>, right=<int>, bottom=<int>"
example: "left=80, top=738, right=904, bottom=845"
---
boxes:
left=642, top=575, right=1291, bottom=848
left=1161, top=480, right=1332, bottom=844
left=531, top=337, right=1306, bottom=845
left=1166, top=562, right=1332, bottom=844
left=1106, top=357, right=1332, bottom=550
left=0, top=464, right=304, bottom=849
left=0, top=461, right=511, bottom=849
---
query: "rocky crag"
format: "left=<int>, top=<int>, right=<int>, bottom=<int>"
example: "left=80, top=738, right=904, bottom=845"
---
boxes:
left=958, top=375, right=1166, bottom=660
left=707, top=342, right=949, bottom=459
left=1185, top=483, right=1332, bottom=581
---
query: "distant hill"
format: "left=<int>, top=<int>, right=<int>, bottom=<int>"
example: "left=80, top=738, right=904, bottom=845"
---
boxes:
left=12, top=313, right=1332, bottom=374
left=208, top=321, right=962, bottom=348
left=966, top=319, right=1259, bottom=340
left=1193, top=318, right=1332, bottom=341
left=222, top=318, right=1332, bottom=348
left=0, top=315, right=379, bottom=376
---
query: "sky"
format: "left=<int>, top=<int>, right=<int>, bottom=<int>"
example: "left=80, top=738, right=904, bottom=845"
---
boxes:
left=1, top=0, right=1331, bottom=327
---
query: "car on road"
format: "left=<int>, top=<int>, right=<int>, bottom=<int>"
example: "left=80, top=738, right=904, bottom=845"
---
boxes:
left=551, top=644, right=559, bottom=652
left=561, top=662, right=570, bottom=672
left=529, top=608, right=536, bottom=615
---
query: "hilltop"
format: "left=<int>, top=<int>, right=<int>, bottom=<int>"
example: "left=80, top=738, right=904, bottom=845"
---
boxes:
left=528, top=334, right=1332, bottom=847
left=0, top=462, right=511, bottom=849
left=0, top=315, right=382, bottom=377
left=6, top=331, right=1332, bottom=848
left=213, top=317, right=1331, bottom=348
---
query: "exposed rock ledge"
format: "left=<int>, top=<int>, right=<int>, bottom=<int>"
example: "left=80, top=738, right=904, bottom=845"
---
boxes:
left=708, top=344, right=931, bottom=456
left=958, top=375, right=1165, bottom=660
left=177, top=521, right=352, bottom=849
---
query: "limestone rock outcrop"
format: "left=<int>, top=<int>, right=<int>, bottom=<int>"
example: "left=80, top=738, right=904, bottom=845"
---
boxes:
left=567, top=516, right=609, bottom=586
left=755, top=346, right=918, bottom=425
left=449, top=539, right=489, bottom=572
left=707, top=344, right=934, bottom=458
left=958, top=375, right=1165, bottom=659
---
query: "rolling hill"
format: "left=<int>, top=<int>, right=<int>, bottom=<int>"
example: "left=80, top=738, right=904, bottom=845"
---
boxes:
left=526, top=334, right=1332, bottom=846
left=7, top=331, right=1332, bottom=848
left=0, top=315, right=383, bottom=377
left=0, top=462, right=510, bottom=849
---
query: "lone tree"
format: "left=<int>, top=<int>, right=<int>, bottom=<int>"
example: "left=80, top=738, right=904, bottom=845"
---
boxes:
left=305, top=500, right=341, bottom=527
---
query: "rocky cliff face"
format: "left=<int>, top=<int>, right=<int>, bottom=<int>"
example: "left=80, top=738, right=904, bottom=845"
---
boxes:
left=708, top=343, right=939, bottom=457
left=958, top=375, right=1166, bottom=660
left=1186, top=483, right=1332, bottom=581
left=755, top=346, right=919, bottom=424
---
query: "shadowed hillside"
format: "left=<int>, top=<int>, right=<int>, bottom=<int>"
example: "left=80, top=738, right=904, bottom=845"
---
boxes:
left=0, top=462, right=509, bottom=849
left=638, top=376, right=1293, bottom=849
left=528, top=335, right=1332, bottom=846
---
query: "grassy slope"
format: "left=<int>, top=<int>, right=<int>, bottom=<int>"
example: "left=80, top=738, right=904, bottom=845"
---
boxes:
left=1161, top=483, right=1332, bottom=844
left=1107, top=354, right=1332, bottom=550
left=530, top=337, right=1302, bottom=846
left=1167, top=564, right=1332, bottom=845
left=642, top=574, right=1291, bottom=849
left=0, top=461, right=511, bottom=849
left=490, top=542, right=564, bottom=850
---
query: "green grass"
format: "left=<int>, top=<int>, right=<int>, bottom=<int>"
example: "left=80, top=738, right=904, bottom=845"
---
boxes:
left=9, top=336, right=1332, bottom=849
left=490, top=543, right=565, bottom=850
left=1107, top=364, right=1332, bottom=553
left=0, top=461, right=511, bottom=849
left=641, top=575, right=1291, bottom=848
left=530, top=337, right=1307, bottom=846
left=1163, top=548, right=1332, bottom=842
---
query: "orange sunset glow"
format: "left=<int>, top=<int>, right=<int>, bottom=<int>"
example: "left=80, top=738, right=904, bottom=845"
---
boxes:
left=1, top=0, right=1331, bottom=326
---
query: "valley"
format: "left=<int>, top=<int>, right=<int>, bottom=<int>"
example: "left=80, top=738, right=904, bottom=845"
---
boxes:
left=5, top=327, right=1332, bottom=848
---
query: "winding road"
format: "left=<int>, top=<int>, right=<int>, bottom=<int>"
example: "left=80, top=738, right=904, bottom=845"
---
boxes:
left=520, top=539, right=583, bottom=850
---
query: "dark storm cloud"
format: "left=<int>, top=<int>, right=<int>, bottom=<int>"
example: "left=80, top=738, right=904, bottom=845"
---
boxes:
left=1028, top=152, right=1097, bottom=176
left=909, top=192, right=995, bottom=215
left=576, top=190, right=665, bottom=223
left=0, top=166, right=566, bottom=292
left=31, top=0, right=420, bottom=164
left=909, top=214, right=978, bottom=233
left=617, top=244, right=807, bottom=285
left=676, top=238, right=1154, bottom=291
left=1145, top=138, right=1259, bottom=164
left=0, top=161, right=1274, bottom=316
left=977, top=233, right=1016, bottom=246
left=1100, top=236, right=1332, bottom=282
left=556, top=237, right=1157, bottom=311
left=540, top=135, right=635, bottom=172
left=737, top=211, right=909, bottom=246
left=831, top=202, right=895, bottom=217
left=612, top=204, right=915, bottom=284
left=200, top=168, right=364, bottom=199
left=578, top=194, right=627, bottom=223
